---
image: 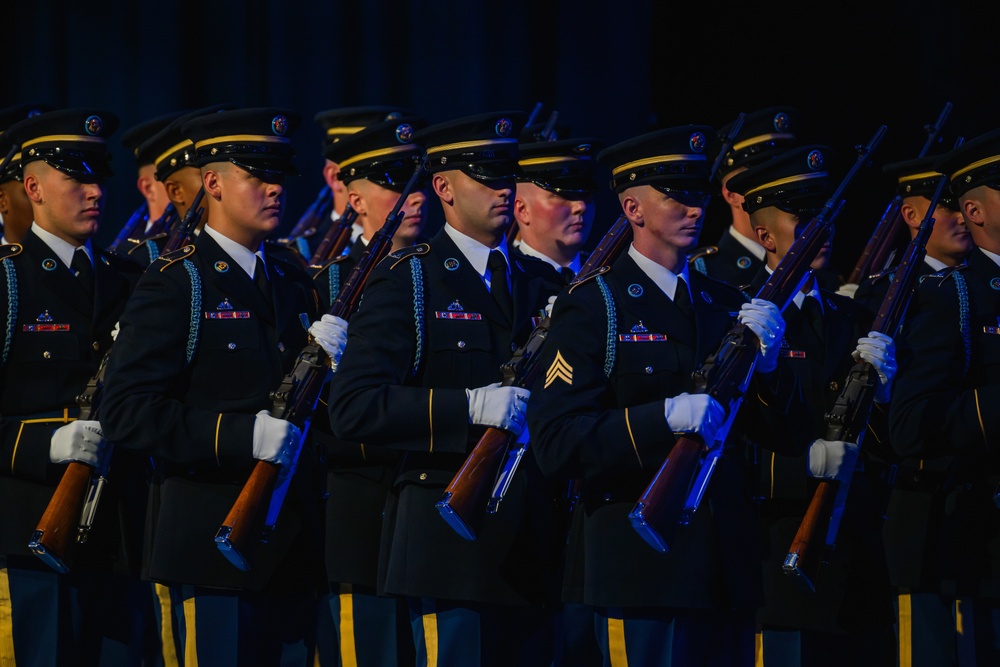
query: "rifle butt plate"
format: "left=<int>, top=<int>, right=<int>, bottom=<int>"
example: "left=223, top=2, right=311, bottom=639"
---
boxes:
left=781, top=552, right=817, bottom=594
left=28, top=531, right=70, bottom=574
left=434, top=495, right=477, bottom=542
left=214, top=526, right=251, bottom=572
left=627, top=506, right=671, bottom=554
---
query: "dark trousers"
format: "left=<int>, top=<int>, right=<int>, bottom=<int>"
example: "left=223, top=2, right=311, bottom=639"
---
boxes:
left=316, top=583, right=413, bottom=667
left=595, top=606, right=755, bottom=667
left=757, top=625, right=895, bottom=667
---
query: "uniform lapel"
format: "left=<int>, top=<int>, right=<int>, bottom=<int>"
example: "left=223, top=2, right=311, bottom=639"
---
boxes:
left=615, top=255, right=695, bottom=349
left=23, top=232, right=92, bottom=318
left=198, top=233, right=275, bottom=325
left=434, top=232, right=509, bottom=327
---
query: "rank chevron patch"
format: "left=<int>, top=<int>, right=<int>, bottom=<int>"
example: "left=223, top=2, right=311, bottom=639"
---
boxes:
left=545, top=351, right=574, bottom=388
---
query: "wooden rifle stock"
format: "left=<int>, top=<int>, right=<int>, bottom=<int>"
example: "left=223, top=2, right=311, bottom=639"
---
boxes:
left=848, top=103, right=952, bottom=284
left=216, top=159, right=427, bottom=571
left=309, top=206, right=358, bottom=269
left=630, top=126, right=887, bottom=553
left=107, top=202, right=150, bottom=254
left=436, top=212, right=634, bottom=540
left=783, top=151, right=956, bottom=591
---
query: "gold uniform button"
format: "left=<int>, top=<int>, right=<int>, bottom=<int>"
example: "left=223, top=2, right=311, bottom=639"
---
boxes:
left=227, top=343, right=236, bottom=350
left=43, top=351, right=51, bottom=359
left=644, top=366, right=653, bottom=374
left=457, top=341, right=466, bottom=349
left=419, top=472, right=428, bottom=481
left=828, top=381, right=839, bottom=392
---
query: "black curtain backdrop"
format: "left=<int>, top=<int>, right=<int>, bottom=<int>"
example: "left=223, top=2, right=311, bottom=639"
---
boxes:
left=8, top=0, right=1000, bottom=279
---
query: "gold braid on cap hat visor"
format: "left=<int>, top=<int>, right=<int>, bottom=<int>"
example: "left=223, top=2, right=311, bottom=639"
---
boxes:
left=20, top=135, right=106, bottom=150
left=194, top=134, right=291, bottom=150
left=337, top=144, right=418, bottom=170
left=951, top=154, right=1000, bottom=182
left=518, top=156, right=589, bottom=167
left=425, top=138, right=517, bottom=155
left=731, top=132, right=795, bottom=153
left=610, top=153, right=706, bottom=177
left=325, top=126, right=366, bottom=136
left=155, top=139, right=195, bottom=170
left=897, top=170, right=942, bottom=186
left=743, top=171, right=827, bottom=198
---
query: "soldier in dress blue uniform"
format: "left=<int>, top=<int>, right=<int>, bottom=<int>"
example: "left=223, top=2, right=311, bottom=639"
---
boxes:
left=118, top=111, right=184, bottom=236
left=327, top=110, right=562, bottom=666
left=512, top=137, right=602, bottom=288
left=310, top=115, right=429, bottom=667
left=854, top=156, right=973, bottom=667
left=100, top=107, right=345, bottom=666
left=889, top=128, right=1000, bottom=667
left=0, top=108, right=152, bottom=665
left=527, top=125, right=801, bottom=667
left=292, top=106, right=409, bottom=264
left=691, top=107, right=800, bottom=287
left=0, top=104, right=51, bottom=244
left=727, top=145, right=899, bottom=667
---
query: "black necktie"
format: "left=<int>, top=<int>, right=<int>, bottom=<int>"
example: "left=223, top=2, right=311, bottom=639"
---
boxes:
left=674, top=277, right=693, bottom=319
left=254, top=255, right=273, bottom=310
left=71, top=248, right=94, bottom=301
left=487, top=250, right=513, bottom=323
left=560, top=266, right=575, bottom=285
left=801, top=295, right=825, bottom=345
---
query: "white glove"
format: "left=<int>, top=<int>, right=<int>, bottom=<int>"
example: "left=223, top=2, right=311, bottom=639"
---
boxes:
left=807, top=438, right=859, bottom=481
left=308, top=314, right=348, bottom=367
left=466, top=382, right=531, bottom=437
left=111, top=321, right=121, bottom=341
left=853, top=331, right=896, bottom=403
left=252, top=410, right=301, bottom=468
left=544, top=295, right=557, bottom=319
left=663, top=392, right=725, bottom=445
left=835, top=283, right=859, bottom=299
left=50, top=420, right=109, bottom=467
left=738, top=298, right=786, bottom=374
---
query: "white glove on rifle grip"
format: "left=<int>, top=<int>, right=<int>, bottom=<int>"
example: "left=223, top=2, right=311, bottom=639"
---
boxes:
left=544, top=295, right=557, bottom=319
left=853, top=331, right=896, bottom=403
left=252, top=410, right=301, bottom=468
left=308, top=314, right=349, bottom=367
left=807, top=438, right=859, bottom=481
left=738, top=298, right=786, bottom=374
left=50, top=420, right=109, bottom=467
left=663, top=393, right=725, bottom=446
left=835, top=283, right=859, bottom=299
left=466, top=382, right=531, bottom=437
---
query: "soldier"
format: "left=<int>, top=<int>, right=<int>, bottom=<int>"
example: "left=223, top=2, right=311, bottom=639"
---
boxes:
left=727, top=145, right=898, bottom=667
left=100, top=108, right=345, bottom=665
left=119, top=111, right=183, bottom=233
left=512, top=137, right=601, bottom=287
left=116, top=105, right=228, bottom=267
left=327, top=110, right=560, bottom=666
left=293, top=106, right=408, bottom=263
left=854, top=156, right=973, bottom=667
left=889, top=128, right=1000, bottom=666
left=691, top=106, right=800, bottom=287
left=528, top=125, right=800, bottom=666
left=311, top=115, right=429, bottom=667
left=0, top=104, right=50, bottom=244
left=0, top=108, right=150, bottom=664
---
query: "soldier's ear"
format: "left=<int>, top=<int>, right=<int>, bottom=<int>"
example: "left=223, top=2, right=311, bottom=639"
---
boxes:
left=621, top=193, right=642, bottom=225
left=347, top=189, right=365, bottom=216
left=962, top=196, right=984, bottom=227
left=513, top=195, right=529, bottom=225
left=322, top=162, right=340, bottom=190
left=899, top=202, right=921, bottom=230
left=0, top=188, right=8, bottom=215
left=432, top=173, right=452, bottom=204
left=203, top=169, right=223, bottom=201
left=753, top=223, right=774, bottom=251
left=164, top=179, right=185, bottom=206
left=22, top=172, right=43, bottom=204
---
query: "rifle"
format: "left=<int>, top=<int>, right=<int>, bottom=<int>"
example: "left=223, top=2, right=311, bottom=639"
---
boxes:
left=709, top=112, right=747, bottom=179
left=161, top=188, right=205, bottom=254
left=435, top=211, right=633, bottom=540
left=308, top=205, right=358, bottom=269
left=215, top=158, right=426, bottom=571
left=106, top=202, right=150, bottom=254
left=783, top=141, right=958, bottom=592
left=629, top=126, right=887, bottom=553
left=847, top=103, right=952, bottom=285
left=279, top=185, right=335, bottom=259
left=143, top=203, right=180, bottom=239
left=28, top=350, right=112, bottom=573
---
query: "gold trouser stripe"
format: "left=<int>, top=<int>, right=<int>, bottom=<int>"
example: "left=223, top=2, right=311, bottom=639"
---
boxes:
left=156, top=583, right=180, bottom=667
left=607, top=616, right=628, bottom=667
left=214, top=414, right=223, bottom=466
left=421, top=610, right=438, bottom=667
left=898, top=592, right=912, bottom=667
left=339, top=584, right=358, bottom=667
left=755, top=631, right=764, bottom=666
left=12, top=411, right=74, bottom=471
left=428, top=389, right=434, bottom=453
left=0, top=567, right=15, bottom=666
left=183, top=593, right=198, bottom=667
left=974, top=389, right=987, bottom=446
left=956, top=597, right=966, bottom=636
left=624, top=408, right=642, bottom=467
left=769, top=452, right=776, bottom=498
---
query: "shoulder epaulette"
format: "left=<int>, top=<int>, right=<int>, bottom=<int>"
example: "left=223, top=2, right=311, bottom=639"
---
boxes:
left=154, top=244, right=196, bottom=271
left=688, top=246, right=719, bottom=263
left=0, top=244, right=23, bottom=260
left=388, top=243, right=430, bottom=270
left=568, top=264, right=611, bottom=294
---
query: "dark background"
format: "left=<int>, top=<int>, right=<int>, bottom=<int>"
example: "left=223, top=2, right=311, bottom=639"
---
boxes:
left=8, top=0, right=1000, bottom=278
